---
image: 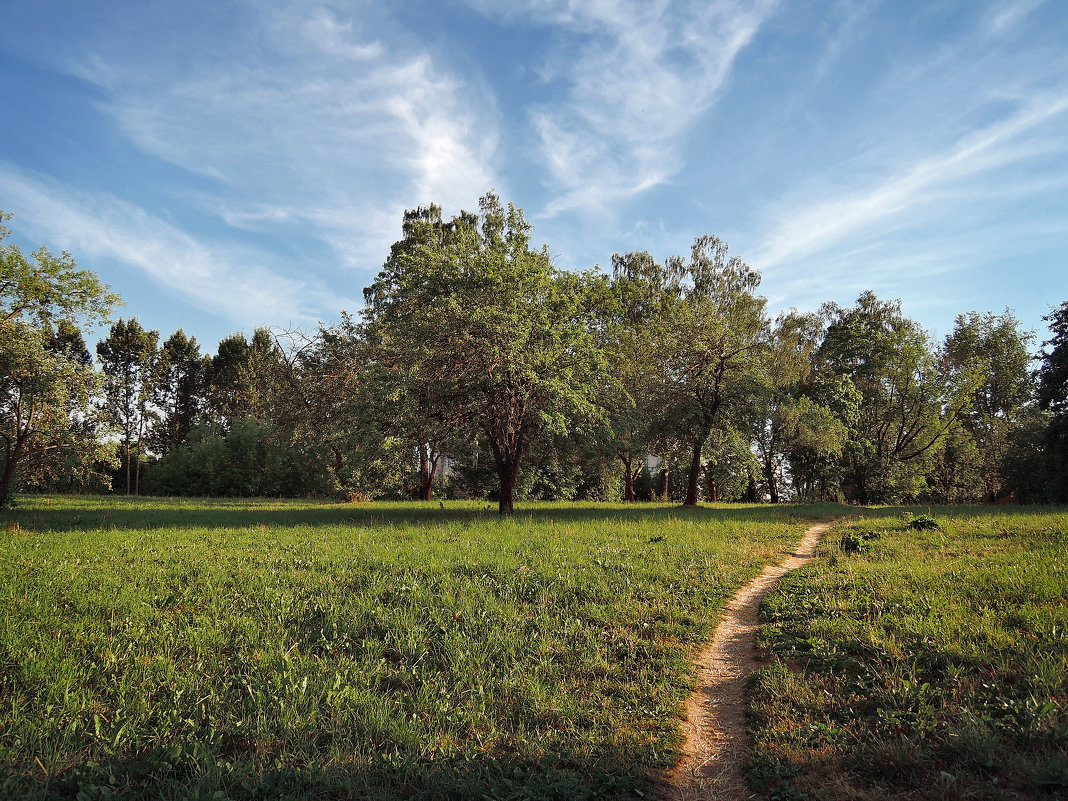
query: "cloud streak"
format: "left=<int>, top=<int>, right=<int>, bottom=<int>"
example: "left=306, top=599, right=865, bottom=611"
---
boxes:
left=470, top=0, right=777, bottom=215
left=0, top=164, right=355, bottom=327
left=70, top=2, right=499, bottom=271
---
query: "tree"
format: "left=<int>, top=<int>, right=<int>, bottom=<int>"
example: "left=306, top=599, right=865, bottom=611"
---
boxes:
left=97, top=318, right=158, bottom=494
left=1032, top=300, right=1068, bottom=502
left=205, top=328, right=287, bottom=429
left=153, top=329, right=208, bottom=456
left=645, top=236, right=768, bottom=507
left=360, top=205, right=474, bottom=501
left=941, top=310, right=1033, bottom=501
left=750, top=311, right=823, bottom=503
left=608, top=251, right=672, bottom=501
left=1036, top=301, right=1068, bottom=415
left=0, top=212, right=118, bottom=505
left=362, top=192, right=611, bottom=514
left=816, top=292, right=968, bottom=504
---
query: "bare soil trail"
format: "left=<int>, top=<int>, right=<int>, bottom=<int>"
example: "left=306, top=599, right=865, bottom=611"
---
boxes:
left=660, top=522, right=830, bottom=801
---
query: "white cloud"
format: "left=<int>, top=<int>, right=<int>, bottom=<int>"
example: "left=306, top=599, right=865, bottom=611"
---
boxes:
left=468, top=0, right=777, bottom=215
left=68, top=2, right=499, bottom=272
left=0, top=164, right=355, bottom=327
left=755, top=93, right=1068, bottom=271
left=985, top=0, right=1048, bottom=37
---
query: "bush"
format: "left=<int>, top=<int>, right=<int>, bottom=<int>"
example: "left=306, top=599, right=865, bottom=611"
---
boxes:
left=902, top=512, right=940, bottom=531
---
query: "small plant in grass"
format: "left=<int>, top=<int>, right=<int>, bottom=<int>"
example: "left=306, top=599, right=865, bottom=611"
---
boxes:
left=902, top=512, right=940, bottom=530
left=838, top=528, right=879, bottom=554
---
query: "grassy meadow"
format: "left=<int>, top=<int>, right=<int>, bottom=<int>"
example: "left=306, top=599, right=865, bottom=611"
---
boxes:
left=0, top=495, right=832, bottom=800
left=751, top=507, right=1068, bottom=801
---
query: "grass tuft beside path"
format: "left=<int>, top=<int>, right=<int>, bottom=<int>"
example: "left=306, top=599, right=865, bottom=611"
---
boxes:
left=1, top=496, right=832, bottom=800
left=751, top=507, right=1068, bottom=801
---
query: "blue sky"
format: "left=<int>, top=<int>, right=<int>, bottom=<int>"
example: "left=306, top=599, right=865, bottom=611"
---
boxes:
left=2, top=0, right=1066, bottom=351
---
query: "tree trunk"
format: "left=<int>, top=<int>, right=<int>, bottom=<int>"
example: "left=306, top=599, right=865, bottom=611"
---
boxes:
left=418, top=444, right=432, bottom=501
left=330, top=446, right=350, bottom=490
left=498, top=469, right=515, bottom=515
left=763, top=453, right=779, bottom=504
left=744, top=471, right=758, bottom=503
left=620, top=454, right=636, bottom=502
left=684, top=436, right=703, bottom=507
left=125, top=437, right=131, bottom=495
left=488, top=430, right=524, bottom=516
left=0, top=437, right=26, bottom=508
left=660, top=458, right=669, bottom=501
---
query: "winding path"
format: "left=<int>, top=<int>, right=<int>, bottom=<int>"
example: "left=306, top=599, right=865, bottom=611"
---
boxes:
left=660, top=522, right=830, bottom=801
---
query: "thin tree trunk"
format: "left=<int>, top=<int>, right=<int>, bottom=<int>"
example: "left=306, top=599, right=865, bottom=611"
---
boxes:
left=135, top=413, right=144, bottom=495
left=660, top=458, right=669, bottom=502
left=620, top=454, right=636, bottom=502
left=684, top=437, right=703, bottom=507
left=417, top=443, right=432, bottom=501
left=125, top=436, right=131, bottom=495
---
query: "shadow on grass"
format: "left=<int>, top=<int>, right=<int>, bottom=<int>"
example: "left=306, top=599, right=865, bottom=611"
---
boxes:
left=2, top=496, right=852, bottom=533
left=5, top=741, right=658, bottom=801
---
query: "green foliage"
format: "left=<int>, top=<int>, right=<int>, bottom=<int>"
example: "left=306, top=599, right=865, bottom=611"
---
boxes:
left=817, top=292, right=962, bottom=504
left=0, top=496, right=828, bottom=799
left=901, top=512, right=940, bottom=530
left=144, top=419, right=332, bottom=497
left=0, top=211, right=119, bottom=328
left=152, top=329, right=208, bottom=456
left=1037, top=301, right=1068, bottom=416
left=97, top=318, right=159, bottom=494
left=0, top=213, right=118, bottom=506
left=631, top=236, right=769, bottom=506
left=751, top=510, right=1068, bottom=801
left=362, top=193, right=612, bottom=514
left=939, top=310, right=1034, bottom=501
left=205, top=328, right=285, bottom=427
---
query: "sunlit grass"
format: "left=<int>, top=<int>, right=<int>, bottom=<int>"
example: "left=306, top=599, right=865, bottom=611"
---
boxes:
left=1, top=495, right=834, bottom=800
left=751, top=507, right=1068, bottom=801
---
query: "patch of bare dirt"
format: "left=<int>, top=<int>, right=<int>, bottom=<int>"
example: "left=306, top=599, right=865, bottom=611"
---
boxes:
left=659, top=523, right=829, bottom=801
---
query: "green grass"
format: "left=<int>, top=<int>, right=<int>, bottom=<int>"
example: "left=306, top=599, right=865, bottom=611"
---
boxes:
left=751, top=507, right=1068, bottom=801
left=0, top=495, right=834, bottom=800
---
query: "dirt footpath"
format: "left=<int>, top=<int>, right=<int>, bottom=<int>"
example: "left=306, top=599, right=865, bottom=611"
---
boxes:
left=660, top=523, right=829, bottom=801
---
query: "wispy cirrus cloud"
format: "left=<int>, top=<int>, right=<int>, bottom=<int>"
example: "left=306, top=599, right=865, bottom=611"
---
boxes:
left=0, top=163, right=357, bottom=327
left=755, top=93, right=1068, bottom=271
left=468, top=0, right=777, bottom=215
left=69, top=2, right=499, bottom=270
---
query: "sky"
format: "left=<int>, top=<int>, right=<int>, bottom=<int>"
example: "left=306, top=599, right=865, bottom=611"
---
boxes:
left=1, top=0, right=1067, bottom=352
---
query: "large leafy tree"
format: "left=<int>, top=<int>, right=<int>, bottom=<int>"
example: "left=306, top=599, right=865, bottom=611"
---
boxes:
left=817, top=292, right=969, bottom=503
left=97, top=318, right=159, bottom=494
left=750, top=311, right=826, bottom=503
left=645, top=236, right=768, bottom=507
left=941, top=310, right=1033, bottom=501
left=361, top=205, right=476, bottom=500
left=363, top=192, right=610, bottom=514
left=0, top=211, right=118, bottom=505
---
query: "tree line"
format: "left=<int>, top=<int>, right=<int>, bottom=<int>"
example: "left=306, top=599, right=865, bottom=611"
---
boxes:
left=2, top=198, right=1066, bottom=513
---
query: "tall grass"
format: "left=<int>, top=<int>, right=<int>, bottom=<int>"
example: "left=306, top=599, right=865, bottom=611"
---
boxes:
left=1, top=496, right=831, bottom=800
left=751, top=508, right=1068, bottom=801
